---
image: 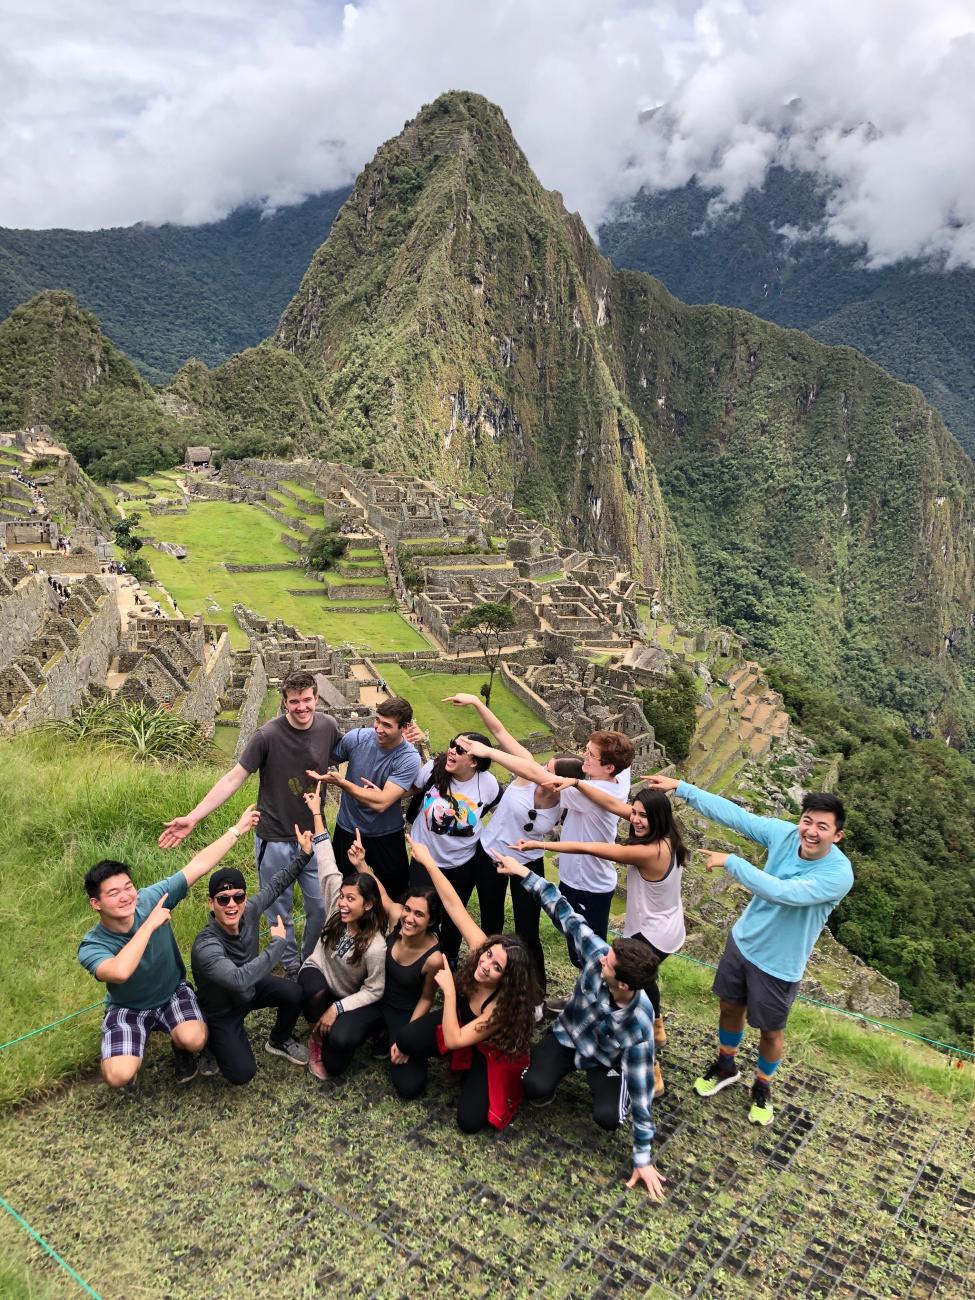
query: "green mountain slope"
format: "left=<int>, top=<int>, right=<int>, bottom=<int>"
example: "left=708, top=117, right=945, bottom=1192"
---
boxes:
left=599, top=167, right=975, bottom=460
left=0, top=191, right=349, bottom=383
left=2, top=93, right=975, bottom=742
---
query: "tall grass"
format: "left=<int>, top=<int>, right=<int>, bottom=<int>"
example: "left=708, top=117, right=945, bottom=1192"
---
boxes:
left=46, top=698, right=215, bottom=764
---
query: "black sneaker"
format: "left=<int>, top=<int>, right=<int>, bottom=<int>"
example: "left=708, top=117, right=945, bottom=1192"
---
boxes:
left=173, top=1047, right=199, bottom=1085
left=544, top=996, right=569, bottom=1016
left=749, top=1078, right=774, bottom=1126
left=196, top=1048, right=220, bottom=1077
left=693, top=1054, right=741, bottom=1097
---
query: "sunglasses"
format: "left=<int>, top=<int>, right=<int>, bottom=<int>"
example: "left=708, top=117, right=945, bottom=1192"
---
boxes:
left=448, top=738, right=468, bottom=754
left=214, top=890, right=247, bottom=906
left=522, top=808, right=539, bottom=833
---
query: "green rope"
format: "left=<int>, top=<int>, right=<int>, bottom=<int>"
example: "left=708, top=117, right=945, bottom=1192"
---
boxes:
left=0, top=1002, right=102, bottom=1052
left=0, top=1195, right=101, bottom=1298
left=672, top=951, right=975, bottom=1061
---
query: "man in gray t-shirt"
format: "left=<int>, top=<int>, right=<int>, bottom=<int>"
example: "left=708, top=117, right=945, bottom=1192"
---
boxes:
left=311, top=696, right=421, bottom=901
left=160, top=671, right=339, bottom=972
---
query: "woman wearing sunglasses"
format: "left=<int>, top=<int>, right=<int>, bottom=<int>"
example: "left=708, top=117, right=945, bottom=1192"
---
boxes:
left=344, top=828, right=445, bottom=1099
left=297, top=786, right=388, bottom=1084
left=405, top=732, right=500, bottom=965
left=443, top=693, right=583, bottom=1001
left=511, top=781, right=688, bottom=1098
left=393, top=837, right=539, bottom=1132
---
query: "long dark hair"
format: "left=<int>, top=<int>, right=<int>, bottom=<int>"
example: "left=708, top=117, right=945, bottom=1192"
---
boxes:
left=457, top=934, right=540, bottom=1058
left=320, top=872, right=388, bottom=963
left=428, top=731, right=493, bottom=799
left=392, top=884, right=442, bottom=940
left=629, top=788, right=688, bottom=866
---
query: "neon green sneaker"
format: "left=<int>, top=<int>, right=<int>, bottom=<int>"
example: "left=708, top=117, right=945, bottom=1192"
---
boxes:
left=693, top=1054, right=741, bottom=1097
left=748, top=1079, right=774, bottom=1125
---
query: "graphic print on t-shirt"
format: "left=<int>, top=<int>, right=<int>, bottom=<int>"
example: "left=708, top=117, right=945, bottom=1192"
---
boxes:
left=421, top=789, right=479, bottom=838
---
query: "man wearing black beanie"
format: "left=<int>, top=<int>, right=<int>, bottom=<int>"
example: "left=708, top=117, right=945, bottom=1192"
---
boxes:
left=191, top=821, right=315, bottom=1083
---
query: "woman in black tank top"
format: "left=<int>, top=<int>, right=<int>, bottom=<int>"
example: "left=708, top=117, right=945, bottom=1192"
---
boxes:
left=348, top=830, right=443, bottom=1097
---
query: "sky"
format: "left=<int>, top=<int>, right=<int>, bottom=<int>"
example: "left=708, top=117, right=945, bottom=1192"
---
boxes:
left=2, top=0, right=974, bottom=268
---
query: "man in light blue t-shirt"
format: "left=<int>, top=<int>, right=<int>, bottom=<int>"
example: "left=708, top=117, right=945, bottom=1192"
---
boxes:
left=650, top=775, right=853, bottom=1127
left=310, top=696, right=421, bottom=901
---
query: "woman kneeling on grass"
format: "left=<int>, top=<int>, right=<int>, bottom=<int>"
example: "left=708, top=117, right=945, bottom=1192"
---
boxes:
left=393, top=838, right=539, bottom=1132
left=297, top=786, right=387, bottom=1085
left=513, top=782, right=687, bottom=1098
left=345, top=829, right=445, bottom=1098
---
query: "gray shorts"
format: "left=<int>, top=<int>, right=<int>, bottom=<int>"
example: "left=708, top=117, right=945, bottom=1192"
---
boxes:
left=712, top=934, right=800, bottom=1031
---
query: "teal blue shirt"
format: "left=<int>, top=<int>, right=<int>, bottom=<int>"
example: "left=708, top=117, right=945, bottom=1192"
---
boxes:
left=78, top=871, right=189, bottom=1010
left=675, top=782, right=853, bottom=982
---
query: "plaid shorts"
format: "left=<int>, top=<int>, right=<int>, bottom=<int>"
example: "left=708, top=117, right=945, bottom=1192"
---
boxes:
left=100, top=981, right=203, bottom=1060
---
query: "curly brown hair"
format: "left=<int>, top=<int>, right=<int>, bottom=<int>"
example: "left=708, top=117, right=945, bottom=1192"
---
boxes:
left=457, top=934, right=540, bottom=1058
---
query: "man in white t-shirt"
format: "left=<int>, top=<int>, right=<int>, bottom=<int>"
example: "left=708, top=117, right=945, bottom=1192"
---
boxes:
left=461, top=729, right=634, bottom=965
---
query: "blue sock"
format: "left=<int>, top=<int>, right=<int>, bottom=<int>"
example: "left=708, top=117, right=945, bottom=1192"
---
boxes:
left=756, top=1054, right=780, bottom=1081
left=718, top=1027, right=744, bottom=1054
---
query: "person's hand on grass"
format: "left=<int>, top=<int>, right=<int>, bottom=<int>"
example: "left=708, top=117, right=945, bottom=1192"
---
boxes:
left=627, top=1165, right=666, bottom=1200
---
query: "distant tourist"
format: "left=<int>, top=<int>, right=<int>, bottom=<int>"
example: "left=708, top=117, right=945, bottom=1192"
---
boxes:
left=306, top=696, right=421, bottom=900
left=190, top=818, right=316, bottom=1084
left=159, top=671, right=341, bottom=975
left=393, top=839, right=538, bottom=1132
left=78, top=806, right=259, bottom=1089
left=648, top=774, right=853, bottom=1127
left=495, top=852, right=665, bottom=1198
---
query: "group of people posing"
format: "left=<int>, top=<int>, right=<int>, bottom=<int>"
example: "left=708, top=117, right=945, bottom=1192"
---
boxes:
left=79, top=671, right=853, bottom=1199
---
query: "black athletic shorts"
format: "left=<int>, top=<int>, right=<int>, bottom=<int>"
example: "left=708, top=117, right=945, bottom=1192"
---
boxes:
left=712, top=933, right=800, bottom=1031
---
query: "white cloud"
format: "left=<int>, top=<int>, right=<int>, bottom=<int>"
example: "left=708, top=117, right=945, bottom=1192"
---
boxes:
left=0, top=1, right=973, bottom=268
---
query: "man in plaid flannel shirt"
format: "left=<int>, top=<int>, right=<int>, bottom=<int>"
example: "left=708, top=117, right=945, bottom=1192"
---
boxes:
left=495, top=855, right=666, bottom=1199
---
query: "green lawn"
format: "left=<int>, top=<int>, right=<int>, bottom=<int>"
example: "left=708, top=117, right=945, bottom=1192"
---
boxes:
left=279, top=479, right=326, bottom=504
left=373, top=664, right=551, bottom=752
left=141, top=501, right=429, bottom=650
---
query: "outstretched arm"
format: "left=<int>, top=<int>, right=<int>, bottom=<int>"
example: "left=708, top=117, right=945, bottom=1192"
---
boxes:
left=460, top=739, right=548, bottom=784
left=181, top=805, right=260, bottom=889
left=307, top=769, right=409, bottom=813
left=649, top=775, right=785, bottom=850
left=408, top=837, right=486, bottom=951
left=443, top=693, right=533, bottom=762
left=701, top=850, right=853, bottom=907
left=159, top=763, right=251, bottom=848
left=510, top=837, right=668, bottom=874
left=547, top=775, right=632, bottom=818
left=349, top=828, right=402, bottom=925
left=494, top=852, right=606, bottom=965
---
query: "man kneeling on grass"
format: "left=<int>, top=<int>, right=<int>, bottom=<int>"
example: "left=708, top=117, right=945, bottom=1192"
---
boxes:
left=190, top=818, right=319, bottom=1084
left=78, top=806, right=260, bottom=1089
left=494, top=853, right=666, bottom=1201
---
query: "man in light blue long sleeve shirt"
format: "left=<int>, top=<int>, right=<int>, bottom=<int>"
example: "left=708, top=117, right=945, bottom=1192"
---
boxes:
left=650, top=775, right=852, bottom=1126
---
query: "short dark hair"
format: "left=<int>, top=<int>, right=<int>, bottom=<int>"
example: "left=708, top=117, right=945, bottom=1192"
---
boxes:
left=280, top=670, right=317, bottom=698
left=801, top=791, right=846, bottom=831
left=376, top=696, right=412, bottom=727
left=84, top=860, right=132, bottom=899
left=589, top=730, right=635, bottom=776
left=553, top=754, right=585, bottom=779
left=611, top=937, right=661, bottom=992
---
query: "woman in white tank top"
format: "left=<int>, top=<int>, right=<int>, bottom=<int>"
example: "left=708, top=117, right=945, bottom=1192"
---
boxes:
left=513, top=781, right=688, bottom=1098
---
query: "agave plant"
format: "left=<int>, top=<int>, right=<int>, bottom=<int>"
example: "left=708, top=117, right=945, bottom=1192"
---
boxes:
left=46, top=698, right=215, bottom=764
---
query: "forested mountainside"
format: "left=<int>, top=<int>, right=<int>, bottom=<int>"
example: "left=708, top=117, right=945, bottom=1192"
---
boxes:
left=0, top=191, right=349, bottom=383
left=599, top=167, right=975, bottom=461
left=3, top=91, right=975, bottom=744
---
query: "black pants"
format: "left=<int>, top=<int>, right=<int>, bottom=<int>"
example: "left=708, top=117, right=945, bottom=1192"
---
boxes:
left=509, top=856, right=548, bottom=993
left=204, top=975, right=304, bottom=1086
left=408, top=855, right=479, bottom=967
left=523, top=1029, right=625, bottom=1132
left=467, top=843, right=509, bottom=937
left=631, top=932, right=670, bottom=1020
left=380, top=1005, right=432, bottom=1101
left=333, top=824, right=410, bottom=901
left=558, top=882, right=614, bottom=969
left=297, top=967, right=383, bottom=1076
left=395, top=1009, right=490, bottom=1133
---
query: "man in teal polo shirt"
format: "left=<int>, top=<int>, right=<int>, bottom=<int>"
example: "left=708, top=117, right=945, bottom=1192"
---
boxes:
left=649, top=775, right=853, bottom=1126
left=78, top=805, right=259, bottom=1089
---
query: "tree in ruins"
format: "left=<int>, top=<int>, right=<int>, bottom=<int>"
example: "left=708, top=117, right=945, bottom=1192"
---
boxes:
left=449, top=602, right=516, bottom=707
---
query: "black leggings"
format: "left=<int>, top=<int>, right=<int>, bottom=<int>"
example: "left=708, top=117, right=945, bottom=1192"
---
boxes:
left=631, top=932, right=670, bottom=1020
left=204, top=975, right=304, bottom=1086
left=381, top=1005, right=432, bottom=1101
left=408, top=855, right=478, bottom=967
left=509, top=856, right=548, bottom=993
left=394, top=1009, right=490, bottom=1133
left=523, top=1029, right=626, bottom=1132
left=297, top=967, right=382, bottom=1076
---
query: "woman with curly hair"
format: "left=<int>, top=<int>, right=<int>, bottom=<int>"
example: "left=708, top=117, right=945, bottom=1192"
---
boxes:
left=514, top=782, right=687, bottom=1097
left=393, top=838, right=540, bottom=1132
left=405, top=732, right=501, bottom=966
left=297, top=785, right=387, bottom=1083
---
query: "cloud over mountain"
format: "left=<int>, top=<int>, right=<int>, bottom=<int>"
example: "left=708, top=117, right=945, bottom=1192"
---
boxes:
left=2, top=1, right=973, bottom=267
